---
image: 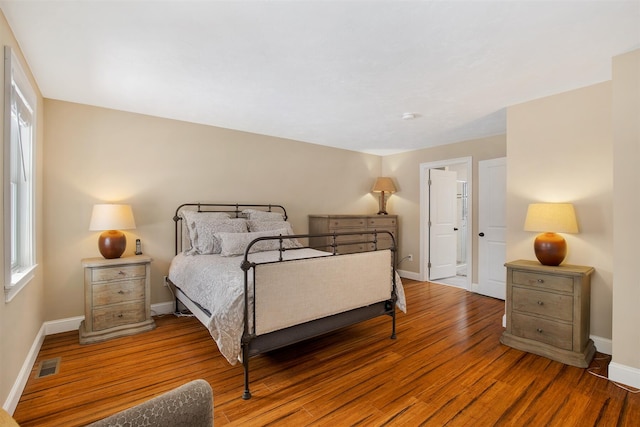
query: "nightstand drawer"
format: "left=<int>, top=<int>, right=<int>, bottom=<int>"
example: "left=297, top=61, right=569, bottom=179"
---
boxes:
left=92, top=278, right=146, bottom=307
left=92, top=301, right=146, bottom=331
left=329, top=218, right=367, bottom=228
left=512, top=287, right=573, bottom=322
left=92, top=264, right=146, bottom=282
left=511, top=312, right=573, bottom=351
left=367, top=217, right=397, bottom=228
left=512, top=270, right=574, bottom=293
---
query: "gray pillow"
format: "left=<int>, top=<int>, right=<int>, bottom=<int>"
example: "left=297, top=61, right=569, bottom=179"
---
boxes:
left=182, top=211, right=246, bottom=254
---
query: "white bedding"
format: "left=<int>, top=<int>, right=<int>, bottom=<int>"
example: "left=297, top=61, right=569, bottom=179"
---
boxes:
left=168, top=249, right=406, bottom=364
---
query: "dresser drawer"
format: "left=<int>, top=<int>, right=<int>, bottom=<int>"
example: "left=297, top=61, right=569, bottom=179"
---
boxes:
left=367, top=217, right=397, bottom=228
left=335, top=243, right=368, bottom=254
left=512, top=270, right=574, bottom=293
left=512, top=287, right=573, bottom=322
left=511, top=312, right=573, bottom=351
left=92, top=301, right=146, bottom=331
left=328, top=217, right=367, bottom=229
left=368, top=242, right=395, bottom=251
left=92, top=278, right=146, bottom=307
left=369, top=228, right=396, bottom=240
left=334, top=232, right=368, bottom=244
left=91, top=264, right=147, bottom=283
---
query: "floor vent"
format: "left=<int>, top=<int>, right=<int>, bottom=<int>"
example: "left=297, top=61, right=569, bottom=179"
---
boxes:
left=35, top=357, right=61, bottom=379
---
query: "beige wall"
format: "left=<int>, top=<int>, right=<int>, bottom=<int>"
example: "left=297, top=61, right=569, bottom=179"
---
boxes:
left=43, top=100, right=382, bottom=320
left=612, top=49, right=640, bottom=372
left=506, top=82, right=614, bottom=340
left=0, top=11, right=46, bottom=408
left=381, top=135, right=507, bottom=283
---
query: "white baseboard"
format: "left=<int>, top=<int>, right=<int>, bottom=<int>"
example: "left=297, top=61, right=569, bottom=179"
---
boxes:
left=397, top=269, right=420, bottom=281
left=591, top=335, right=612, bottom=356
left=45, top=315, right=84, bottom=335
left=2, top=323, right=46, bottom=414
left=151, top=301, right=176, bottom=316
left=609, top=361, right=640, bottom=389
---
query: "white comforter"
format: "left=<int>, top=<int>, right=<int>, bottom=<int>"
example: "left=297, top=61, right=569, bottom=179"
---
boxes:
left=168, top=249, right=406, bottom=364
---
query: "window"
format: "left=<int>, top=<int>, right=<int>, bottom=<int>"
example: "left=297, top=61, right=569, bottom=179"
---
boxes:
left=4, top=46, right=37, bottom=302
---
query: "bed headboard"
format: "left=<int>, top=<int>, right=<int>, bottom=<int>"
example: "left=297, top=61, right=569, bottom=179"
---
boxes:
left=172, top=203, right=288, bottom=255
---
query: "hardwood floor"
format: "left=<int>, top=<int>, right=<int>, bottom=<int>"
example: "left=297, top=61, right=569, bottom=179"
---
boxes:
left=13, top=279, right=640, bottom=426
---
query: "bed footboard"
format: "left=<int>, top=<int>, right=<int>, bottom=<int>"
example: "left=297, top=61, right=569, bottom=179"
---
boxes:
left=240, top=242, right=397, bottom=399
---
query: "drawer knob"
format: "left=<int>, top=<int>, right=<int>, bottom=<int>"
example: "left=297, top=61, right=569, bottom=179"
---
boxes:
left=537, top=300, right=544, bottom=306
left=118, top=271, right=126, bottom=276
left=118, top=314, right=123, bottom=318
left=118, top=290, right=125, bottom=295
left=537, top=279, right=544, bottom=283
left=536, top=328, right=543, bottom=333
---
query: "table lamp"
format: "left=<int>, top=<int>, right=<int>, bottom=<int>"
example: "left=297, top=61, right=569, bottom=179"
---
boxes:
left=372, top=177, right=397, bottom=215
left=89, top=204, right=136, bottom=259
left=524, top=203, right=578, bottom=266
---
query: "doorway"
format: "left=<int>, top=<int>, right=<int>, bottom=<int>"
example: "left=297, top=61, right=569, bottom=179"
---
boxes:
left=419, top=157, right=472, bottom=290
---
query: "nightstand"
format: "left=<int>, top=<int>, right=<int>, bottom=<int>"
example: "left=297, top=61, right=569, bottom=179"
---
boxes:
left=79, top=255, right=155, bottom=344
left=500, top=259, right=595, bottom=367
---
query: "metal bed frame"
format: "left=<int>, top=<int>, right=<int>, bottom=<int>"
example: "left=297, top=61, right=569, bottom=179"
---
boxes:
left=170, top=203, right=398, bottom=399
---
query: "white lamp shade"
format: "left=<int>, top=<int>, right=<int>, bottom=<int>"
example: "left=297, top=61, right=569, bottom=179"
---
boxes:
left=89, top=204, right=136, bottom=231
left=524, top=203, right=578, bottom=234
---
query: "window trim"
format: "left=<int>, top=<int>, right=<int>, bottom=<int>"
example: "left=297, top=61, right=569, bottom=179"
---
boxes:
left=4, top=46, right=37, bottom=302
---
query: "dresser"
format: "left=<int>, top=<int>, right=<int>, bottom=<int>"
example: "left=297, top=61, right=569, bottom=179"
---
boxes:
left=79, top=255, right=155, bottom=344
left=308, top=214, right=397, bottom=254
left=500, top=259, right=595, bottom=367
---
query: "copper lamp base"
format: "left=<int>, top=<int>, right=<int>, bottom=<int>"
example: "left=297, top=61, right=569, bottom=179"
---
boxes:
left=533, top=232, right=567, bottom=266
left=98, top=230, right=127, bottom=259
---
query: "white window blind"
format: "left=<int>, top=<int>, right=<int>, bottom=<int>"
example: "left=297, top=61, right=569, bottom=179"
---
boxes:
left=4, top=46, right=37, bottom=302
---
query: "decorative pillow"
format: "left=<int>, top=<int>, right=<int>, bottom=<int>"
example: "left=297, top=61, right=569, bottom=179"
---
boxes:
left=182, top=212, right=247, bottom=255
left=242, top=209, right=285, bottom=221
left=247, top=220, right=302, bottom=247
left=181, top=211, right=232, bottom=249
left=218, top=228, right=294, bottom=257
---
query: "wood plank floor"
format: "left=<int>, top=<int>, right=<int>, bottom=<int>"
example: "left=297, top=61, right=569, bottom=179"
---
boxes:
left=13, top=279, right=640, bottom=426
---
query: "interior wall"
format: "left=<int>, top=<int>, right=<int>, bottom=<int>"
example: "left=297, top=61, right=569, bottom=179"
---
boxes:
left=506, top=81, right=613, bottom=340
left=611, top=49, right=640, bottom=373
left=381, top=135, right=506, bottom=283
left=43, top=100, right=382, bottom=321
left=0, top=10, right=46, bottom=408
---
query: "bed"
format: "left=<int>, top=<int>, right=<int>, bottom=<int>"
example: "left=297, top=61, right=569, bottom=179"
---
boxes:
left=167, top=203, right=406, bottom=399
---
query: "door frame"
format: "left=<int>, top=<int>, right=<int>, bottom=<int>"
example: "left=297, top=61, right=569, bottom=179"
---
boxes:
left=419, top=157, right=473, bottom=290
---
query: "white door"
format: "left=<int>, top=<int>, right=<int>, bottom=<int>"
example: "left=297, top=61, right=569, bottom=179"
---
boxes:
left=429, top=169, right=457, bottom=280
left=477, top=157, right=507, bottom=299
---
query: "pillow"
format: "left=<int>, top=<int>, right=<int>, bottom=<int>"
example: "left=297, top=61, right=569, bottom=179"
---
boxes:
left=181, top=211, right=232, bottom=249
left=247, top=220, right=302, bottom=247
left=242, top=209, right=285, bottom=221
left=182, top=212, right=247, bottom=255
left=218, top=228, right=294, bottom=257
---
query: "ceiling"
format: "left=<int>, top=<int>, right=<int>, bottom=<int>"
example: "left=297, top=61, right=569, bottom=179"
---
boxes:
left=1, top=1, right=638, bottom=155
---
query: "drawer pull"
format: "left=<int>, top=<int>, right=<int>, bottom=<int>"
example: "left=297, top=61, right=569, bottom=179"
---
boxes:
left=536, top=328, right=543, bottom=333
left=118, top=271, right=126, bottom=276
left=118, top=290, right=125, bottom=295
left=537, top=300, right=544, bottom=306
left=118, top=314, right=124, bottom=318
left=537, top=279, right=544, bottom=283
